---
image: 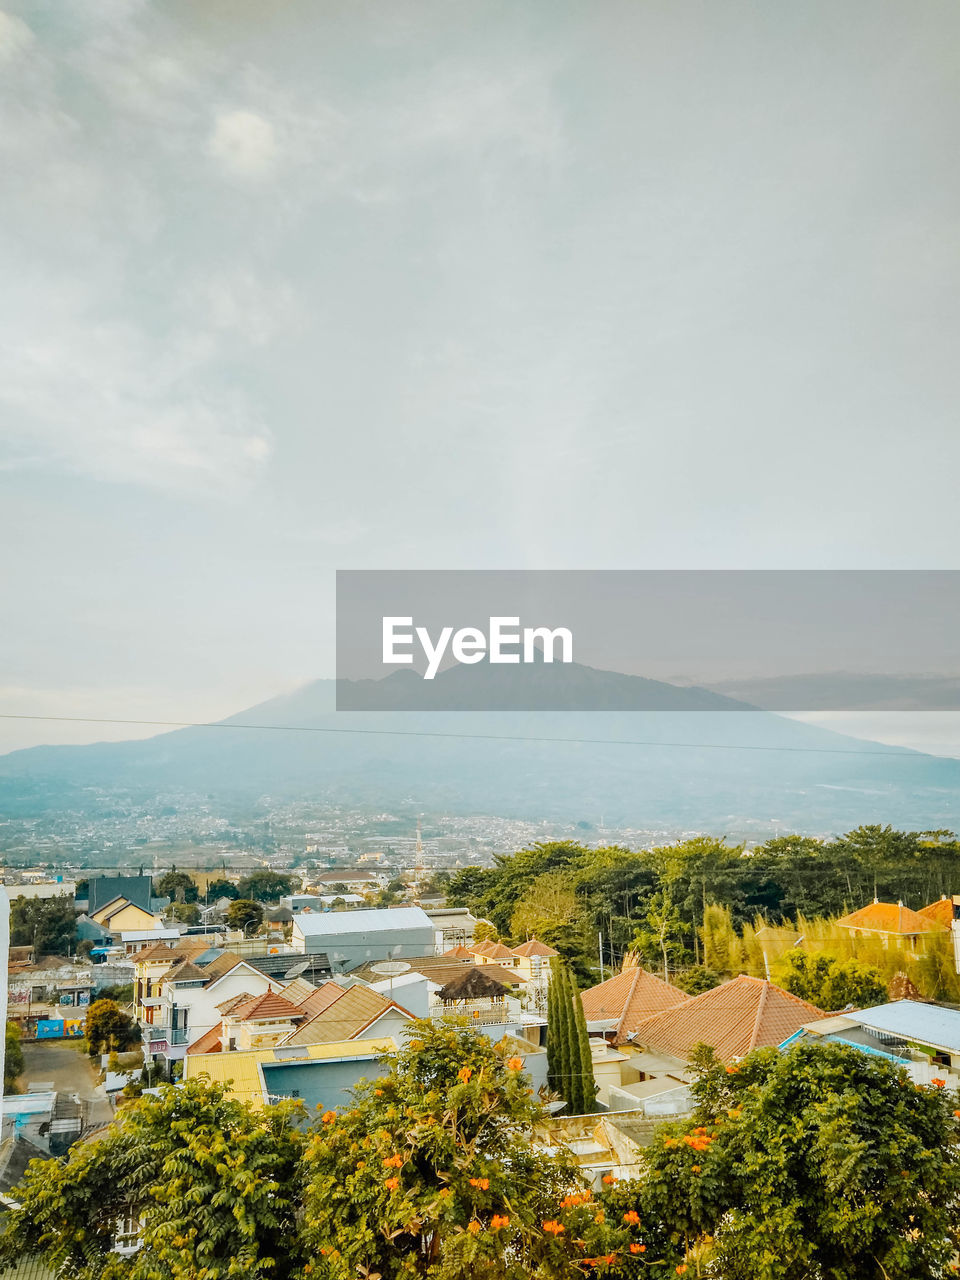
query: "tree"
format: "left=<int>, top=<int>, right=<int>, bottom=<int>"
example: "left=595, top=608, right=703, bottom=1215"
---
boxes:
left=226, top=899, right=264, bottom=932
left=153, top=871, right=198, bottom=904
left=472, top=919, right=500, bottom=944
left=632, top=890, right=684, bottom=982
left=642, top=1041, right=960, bottom=1279
left=778, top=950, right=887, bottom=1011
left=298, top=1019, right=625, bottom=1279
left=204, top=878, right=239, bottom=900
left=4, top=1021, right=24, bottom=1095
left=85, top=999, right=138, bottom=1056
left=236, top=871, right=299, bottom=903
left=9, top=894, right=77, bottom=956
left=168, top=901, right=200, bottom=925
left=0, top=1078, right=306, bottom=1280
left=546, top=964, right=596, bottom=1115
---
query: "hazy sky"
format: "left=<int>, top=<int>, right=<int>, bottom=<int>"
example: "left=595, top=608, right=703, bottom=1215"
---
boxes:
left=3, top=0, right=960, bottom=754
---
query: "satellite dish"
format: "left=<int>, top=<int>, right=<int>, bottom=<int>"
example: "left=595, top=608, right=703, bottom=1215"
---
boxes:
left=283, top=960, right=311, bottom=980
left=370, top=961, right=411, bottom=977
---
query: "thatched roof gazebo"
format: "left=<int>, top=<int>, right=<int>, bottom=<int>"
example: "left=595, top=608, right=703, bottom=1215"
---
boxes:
left=437, top=967, right=510, bottom=1003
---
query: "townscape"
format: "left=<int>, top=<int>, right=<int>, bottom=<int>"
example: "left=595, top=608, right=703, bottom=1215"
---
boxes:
left=4, top=828, right=960, bottom=1277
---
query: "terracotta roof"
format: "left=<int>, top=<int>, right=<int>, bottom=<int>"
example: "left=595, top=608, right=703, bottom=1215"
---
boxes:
left=443, top=944, right=475, bottom=959
left=198, top=952, right=248, bottom=983
left=297, top=981, right=349, bottom=1018
left=281, top=985, right=411, bottom=1047
left=580, top=967, right=689, bottom=1038
left=135, top=940, right=209, bottom=965
left=472, top=941, right=516, bottom=961
left=186, top=1025, right=223, bottom=1055
left=164, top=960, right=207, bottom=982
left=469, top=940, right=498, bottom=956
left=230, top=991, right=304, bottom=1022
left=918, top=897, right=955, bottom=928
left=629, top=975, right=824, bottom=1062
left=281, top=976, right=317, bottom=1005
left=837, top=901, right=945, bottom=935
left=512, top=938, right=559, bottom=958
left=216, top=992, right=254, bottom=1016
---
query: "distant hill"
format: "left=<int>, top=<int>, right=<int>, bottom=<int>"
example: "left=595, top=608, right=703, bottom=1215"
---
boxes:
left=1, top=661, right=959, bottom=832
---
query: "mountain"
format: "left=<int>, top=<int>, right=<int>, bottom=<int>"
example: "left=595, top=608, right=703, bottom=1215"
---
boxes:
left=1, top=661, right=959, bottom=832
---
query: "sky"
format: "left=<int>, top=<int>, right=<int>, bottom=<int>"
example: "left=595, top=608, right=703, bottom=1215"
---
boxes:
left=2, top=0, right=960, bottom=755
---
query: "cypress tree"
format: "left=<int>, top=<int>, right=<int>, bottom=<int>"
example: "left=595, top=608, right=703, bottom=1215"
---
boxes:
left=555, top=964, right=577, bottom=1114
left=571, top=972, right=597, bottom=1114
left=546, top=961, right=561, bottom=1093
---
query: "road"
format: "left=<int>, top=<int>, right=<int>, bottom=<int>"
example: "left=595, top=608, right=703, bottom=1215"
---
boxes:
left=19, top=1038, right=116, bottom=1131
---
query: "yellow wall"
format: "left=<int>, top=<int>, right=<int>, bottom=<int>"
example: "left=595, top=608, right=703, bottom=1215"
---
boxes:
left=95, top=901, right=161, bottom=932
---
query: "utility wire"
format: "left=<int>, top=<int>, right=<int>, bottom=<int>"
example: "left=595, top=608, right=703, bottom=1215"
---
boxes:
left=0, top=713, right=930, bottom=758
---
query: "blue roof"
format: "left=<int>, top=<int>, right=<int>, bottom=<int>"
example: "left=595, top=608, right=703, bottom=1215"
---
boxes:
left=293, top=906, right=433, bottom=937
left=855, top=1000, right=960, bottom=1054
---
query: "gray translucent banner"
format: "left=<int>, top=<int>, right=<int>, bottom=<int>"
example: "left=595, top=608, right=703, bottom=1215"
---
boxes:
left=336, top=570, right=960, bottom=711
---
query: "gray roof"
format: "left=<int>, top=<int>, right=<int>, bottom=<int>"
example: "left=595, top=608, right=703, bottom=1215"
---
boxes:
left=87, top=874, right=153, bottom=914
left=855, top=1000, right=960, bottom=1053
left=293, top=906, right=433, bottom=937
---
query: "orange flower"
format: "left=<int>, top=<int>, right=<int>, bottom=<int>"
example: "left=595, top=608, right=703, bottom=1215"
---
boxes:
left=630, top=1244, right=646, bottom=1254
left=954, top=1109, right=960, bottom=1117
left=601, top=1174, right=617, bottom=1184
left=622, top=1211, right=640, bottom=1225
left=321, top=1111, right=336, bottom=1124
left=383, top=1154, right=404, bottom=1168
left=385, top=1177, right=400, bottom=1191
left=542, top=1220, right=565, bottom=1235
left=374, top=1089, right=383, bottom=1096
left=676, top=1268, right=688, bottom=1276
left=469, top=1177, right=490, bottom=1190
left=725, top=1065, right=739, bottom=1075
left=356, top=1161, right=366, bottom=1171
left=507, top=1056, right=524, bottom=1071
left=691, top=1165, right=701, bottom=1173
left=491, top=1214, right=510, bottom=1230
left=933, top=1078, right=946, bottom=1088
left=594, top=1211, right=604, bottom=1224
left=467, top=1220, right=481, bottom=1235
left=457, top=1066, right=474, bottom=1083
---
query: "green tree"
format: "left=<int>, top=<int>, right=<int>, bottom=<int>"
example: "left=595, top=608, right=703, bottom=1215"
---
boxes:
left=236, top=871, right=300, bottom=903
left=643, top=1041, right=960, bottom=1279
left=631, top=890, right=684, bottom=983
left=472, top=919, right=500, bottom=944
left=4, top=1021, right=24, bottom=1095
left=153, top=871, right=198, bottom=904
left=9, top=893, right=77, bottom=956
left=85, top=999, right=138, bottom=1056
left=299, top=1019, right=621, bottom=1279
left=168, top=901, right=200, bottom=925
left=0, top=1078, right=306, bottom=1280
left=226, top=898, right=264, bottom=931
left=204, top=878, right=240, bottom=900
left=778, top=950, right=887, bottom=1011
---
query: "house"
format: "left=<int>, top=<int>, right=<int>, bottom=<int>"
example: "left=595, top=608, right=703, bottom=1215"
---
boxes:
left=784, top=998, right=960, bottom=1087
left=185, top=1038, right=397, bottom=1110
left=580, top=965, right=689, bottom=1041
left=291, top=905, right=435, bottom=970
left=836, top=900, right=947, bottom=949
left=91, top=897, right=163, bottom=935
left=626, top=975, right=824, bottom=1065
left=307, top=869, right=386, bottom=893
left=85, top=874, right=157, bottom=916
left=918, top=896, right=959, bottom=929
left=511, top=938, right=559, bottom=987
left=469, top=940, right=519, bottom=968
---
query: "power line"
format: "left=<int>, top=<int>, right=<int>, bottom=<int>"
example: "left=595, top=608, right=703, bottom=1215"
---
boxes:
left=0, top=712, right=931, bottom=758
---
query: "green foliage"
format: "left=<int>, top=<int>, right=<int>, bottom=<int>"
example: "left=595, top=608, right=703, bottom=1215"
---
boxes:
left=205, top=878, right=240, bottom=900
left=644, top=1042, right=960, bottom=1279
left=152, top=870, right=198, bottom=903
left=237, top=870, right=300, bottom=903
left=96, top=982, right=134, bottom=1004
left=630, top=891, right=684, bottom=982
left=777, top=950, right=888, bottom=1011
left=85, top=998, right=138, bottom=1056
left=9, top=893, right=77, bottom=956
left=168, top=901, right=200, bottom=925
left=672, top=966, right=724, bottom=996
left=546, top=965, right=596, bottom=1115
left=0, top=1077, right=306, bottom=1280
left=4, top=1021, right=24, bottom=1094
left=226, top=898, right=265, bottom=931
left=472, top=919, right=500, bottom=944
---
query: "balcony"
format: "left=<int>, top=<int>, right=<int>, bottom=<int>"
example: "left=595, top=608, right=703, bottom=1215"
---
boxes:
left=432, top=1001, right=545, bottom=1028
left=145, top=1025, right=189, bottom=1047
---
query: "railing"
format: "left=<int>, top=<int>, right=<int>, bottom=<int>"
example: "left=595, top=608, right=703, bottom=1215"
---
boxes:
left=145, top=1025, right=189, bottom=1046
left=432, top=1002, right=544, bottom=1027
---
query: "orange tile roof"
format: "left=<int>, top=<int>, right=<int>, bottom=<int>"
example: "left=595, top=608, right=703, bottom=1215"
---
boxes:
left=837, top=901, right=945, bottom=935
left=135, top=940, right=208, bottom=965
left=216, top=992, right=254, bottom=1016
left=443, top=944, right=475, bottom=959
left=473, top=941, right=516, bottom=961
left=918, top=897, right=955, bottom=929
left=282, top=985, right=411, bottom=1047
left=297, top=982, right=349, bottom=1018
left=581, top=967, right=689, bottom=1038
left=230, top=991, right=304, bottom=1022
left=629, top=975, right=824, bottom=1062
left=512, top=938, right=559, bottom=958
left=186, top=1025, right=223, bottom=1055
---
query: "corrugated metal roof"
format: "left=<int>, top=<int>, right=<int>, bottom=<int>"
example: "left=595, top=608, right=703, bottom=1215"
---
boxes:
left=185, top=1037, right=395, bottom=1105
left=293, top=906, right=433, bottom=937
left=855, top=1000, right=960, bottom=1053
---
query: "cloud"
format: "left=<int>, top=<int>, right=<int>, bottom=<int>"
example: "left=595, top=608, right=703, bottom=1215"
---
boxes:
left=0, top=9, right=33, bottom=64
left=207, top=108, right=278, bottom=178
